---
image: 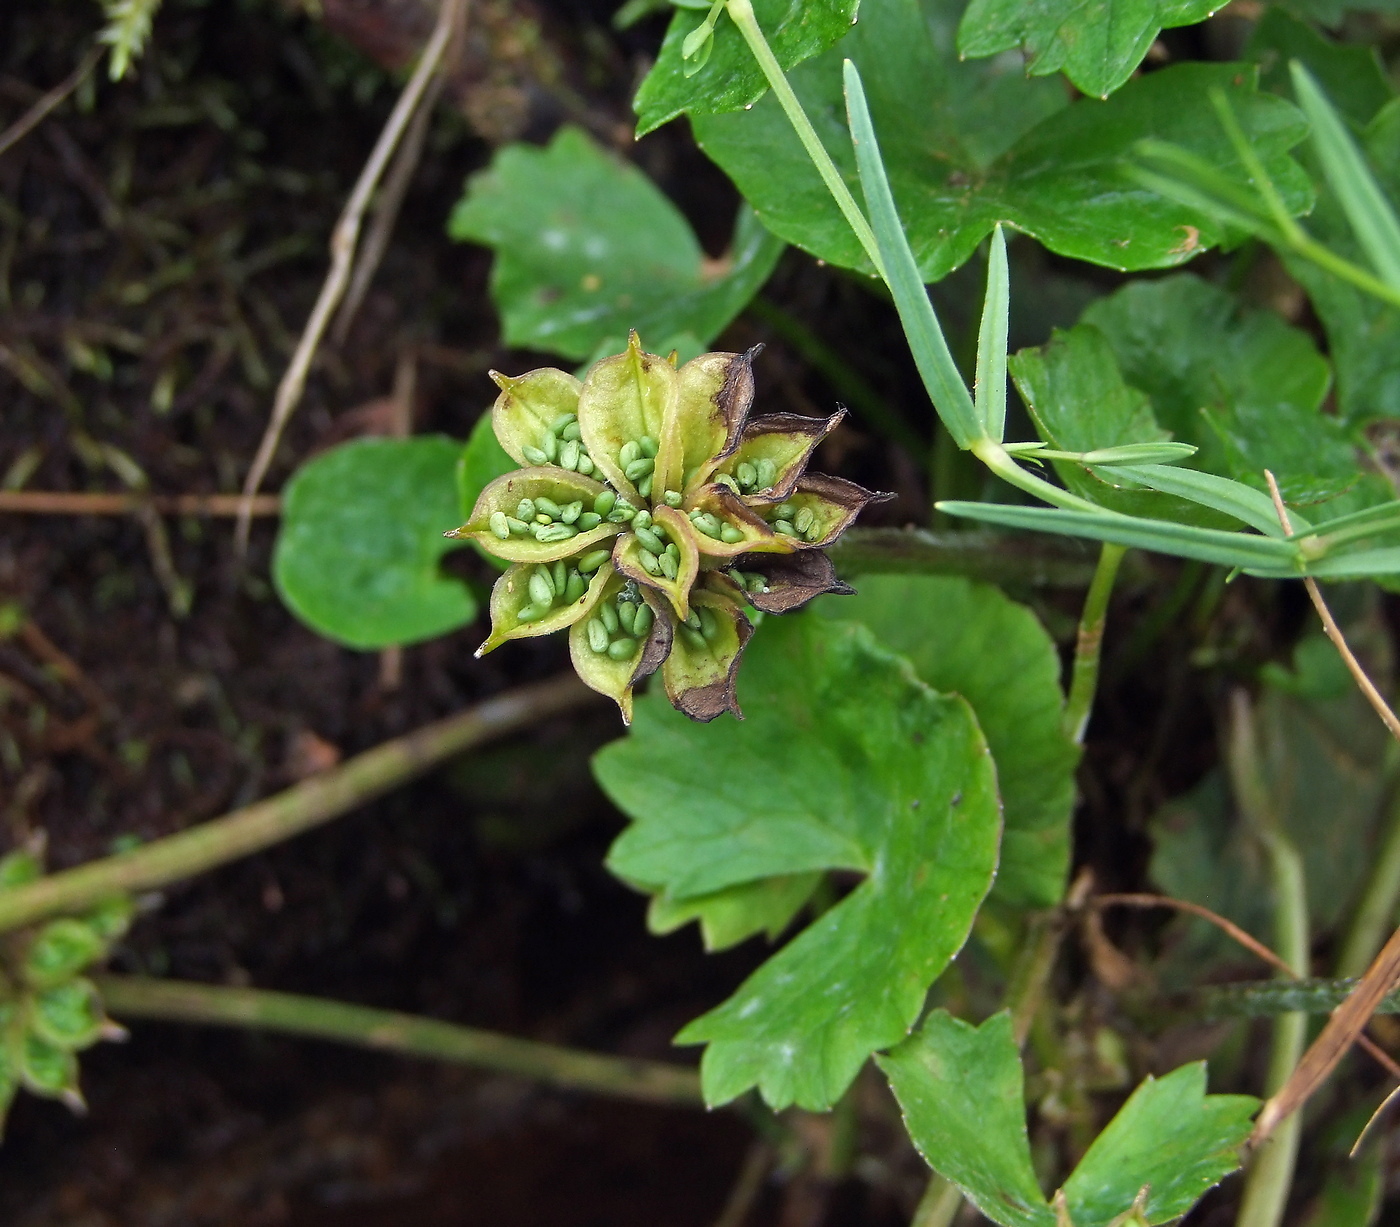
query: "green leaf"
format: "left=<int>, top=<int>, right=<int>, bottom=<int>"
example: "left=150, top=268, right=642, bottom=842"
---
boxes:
left=957, top=0, right=1218, bottom=100
left=976, top=225, right=1010, bottom=440
left=1245, top=9, right=1392, bottom=128
left=647, top=873, right=822, bottom=950
left=878, top=1011, right=1055, bottom=1227
left=633, top=0, right=861, bottom=137
left=447, top=127, right=784, bottom=361
left=816, top=575, right=1076, bottom=907
left=596, top=614, right=1000, bottom=1110
left=1079, top=274, right=1354, bottom=505
left=694, top=0, right=1310, bottom=280
left=881, top=1014, right=1257, bottom=1227
left=273, top=437, right=476, bottom=650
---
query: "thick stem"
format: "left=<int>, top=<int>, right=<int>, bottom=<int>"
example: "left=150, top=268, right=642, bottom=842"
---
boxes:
left=1063, top=544, right=1127, bottom=745
left=0, top=676, right=595, bottom=934
left=95, top=975, right=701, bottom=1106
left=1338, top=782, right=1400, bottom=979
left=723, top=0, right=887, bottom=281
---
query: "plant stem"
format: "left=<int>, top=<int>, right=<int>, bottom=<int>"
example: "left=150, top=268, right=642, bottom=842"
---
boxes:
left=0, top=675, right=595, bottom=935
left=911, top=1175, right=963, bottom=1227
left=94, top=975, right=701, bottom=1106
left=1229, top=693, right=1309, bottom=1227
left=1338, top=782, right=1400, bottom=979
left=723, top=0, right=887, bottom=281
left=1063, top=544, right=1127, bottom=745
left=970, top=438, right=1112, bottom=515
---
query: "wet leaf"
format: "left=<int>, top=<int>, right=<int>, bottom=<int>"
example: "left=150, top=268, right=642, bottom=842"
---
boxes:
left=596, top=615, right=1000, bottom=1109
left=958, top=0, right=1218, bottom=100
left=633, top=0, right=860, bottom=136
left=273, top=437, right=476, bottom=650
left=695, top=0, right=1309, bottom=280
left=818, top=575, right=1076, bottom=907
left=448, top=127, right=784, bottom=361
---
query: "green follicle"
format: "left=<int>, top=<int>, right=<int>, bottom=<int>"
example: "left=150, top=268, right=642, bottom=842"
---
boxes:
left=687, top=508, right=745, bottom=545
left=538, top=412, right=595, bottom=475
left=678, top=605, right=723, bottom=651
left=732, top=457, right=778, bottom=495
left=765, top=500, right=823, bottom=543
left=518, top=561, right=588, bottom=623
left=586, top=592, right=653, bottom=659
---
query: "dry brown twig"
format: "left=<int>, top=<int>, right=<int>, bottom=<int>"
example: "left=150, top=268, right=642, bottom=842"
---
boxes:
left=235, top=0, right=467, bottom=556
left=0, top=492, right=280, bottom=516
left=1248, top=471, right=1400, bottom=1145
left=0, top=45, right=104, bottom=160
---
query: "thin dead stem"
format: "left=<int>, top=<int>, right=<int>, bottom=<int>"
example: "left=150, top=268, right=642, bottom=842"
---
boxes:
left=0, top=491, right=280, bottom=516
left=0, top=45, right=103, bottom=160
left=234, top=0, right=466, bottom=555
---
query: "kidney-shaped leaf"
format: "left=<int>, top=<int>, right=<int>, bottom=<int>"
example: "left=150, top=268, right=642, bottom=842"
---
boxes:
left=595, top=614, right=1000, bottom=1110
left=958, top=0, right=1220, bottom=100
left=695, top=0, right=1309, bottom=280
left=818, top=575, right=1076, bottom=908
left=274, top=436, right=476, bottom=650
left=448, top=126, right=784, bottom=361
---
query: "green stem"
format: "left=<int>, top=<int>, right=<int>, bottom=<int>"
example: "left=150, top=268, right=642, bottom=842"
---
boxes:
left=910, top=1176, right=963, bottom=1227
left=95, top=974, right=701, bottom=1106
left=1337, top=780, right=1400, bottom=979
left=1063, top=544, right=1127, bottom=745
left=1286, top=233, right=1400, bottom=311
left=1229, top=694, right=1309, bottom=1227
left=0, top=676, right=595, bottom=935
left=723, top=0, right=887, bottom=281
left=970, top=438, right=1112, bottom=515
left=1199, top=976, right=1400, bottom=1018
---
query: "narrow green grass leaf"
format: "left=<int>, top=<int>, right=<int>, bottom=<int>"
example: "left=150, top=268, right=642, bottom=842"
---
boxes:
left=976, top=226, right=1010, bottom=441
left=1291, top=61, right=1400, bottom=293
left=842, top=60, right=982, bottom=448
left=1109, top=464, right=1303, bottom=537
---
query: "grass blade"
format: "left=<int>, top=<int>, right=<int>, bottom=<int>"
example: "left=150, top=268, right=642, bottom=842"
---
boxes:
left=975, top=225, right=1009, bottom=442
left=842, top=59, right=983, bottom=448
left=1109, top=464, right=1307, bottom=537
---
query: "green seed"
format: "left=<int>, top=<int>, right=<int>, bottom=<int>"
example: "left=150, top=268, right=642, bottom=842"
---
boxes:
left=537, top=523, right=578, bottom=543
left=549, top=412, right=576, bottom=435
left=692, top=518, right=719, bottom=539
left=633, top=603, right=653, bottom=636
left=535, top=496, right=563, bottom=519
left=663, top=489, right=682, bottom=507
left=638, top=435, right=659, bottom=458
left=775, top=502, right=797, bottom=520
left=551, top=559, right=568, bottom=593
left=516, top=603, right=545, bottom=623
left=561, top=420, right=582, bottom=441
left=578, top=549, right=610, bottom=574
left=679, top=625, right=706, bottom=651
left=720, top=523, right=744, bottom=544
left=517, top=499, right=536, bottom=521
left=559, top=500, right=583, bottom=524
left=633, top=525, right=665, bottom=555
left=600, top=601, right=619, bottom=634
left=624, top=457, right=655, bottom=482
left=698, top=606, right=719, bottom=640
left=576, top=454, right=595, bottom=476
left=564, top=571, right=587, bottom=603
left=576, top=512, right=602, bottom=531
left=522, top=445, right=548, bottom=465
left=607, top=637, right=638, bottom=661
left=736, top=461, right=757, bottom=489
left=587, top=618, right=609, bottom=654
left=772, top=519, right=797, bottom=537
left=529, top=568, right=555, bottom=606
left=632, top=509, right=652, bottom=531
left=665, top=540, right=680, bottom=559
left=806, top=523, right=823, bottom=542
left=620, top=440, right=641, bottom=467
left=559, top=440, right=581, bottom=470
left=755, top=458, right=777, bottom=489
left=794, top=507, right=815, bottom=534
left=489, top=511, right=511, bottom=540
left=541, top=432, right=559, bottom=462
left=659, top=551, right=678, bottom=580
left=638, top=548, right=662, bottom=576
left=607, top=507, right=634, bottom=523
left=684, top=610, right=702, bottom=631
left=617, top=600, right=638, bottom=634
left=593, top=490, right=617, bottom=517
left=746, top=572, right=768, bottom=593
left=637, top=474, right=653, bottom=499
left=506, top=517, right=531, bottom=535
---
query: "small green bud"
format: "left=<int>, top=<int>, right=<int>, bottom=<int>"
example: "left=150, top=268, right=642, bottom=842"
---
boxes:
left=587, top=618, right=609, bottom=654
left=578, top=549, right=611, bottom=574
left=600, top=601, right=620, bottom=635
left=20, top=1033, right=78, bottom=1099
left=638, top=549, right=662, bottom=576
left=576, top=512, right=602, bottom=531
left=31, top=980, right=104, bottom=1050
left=607, top=637, right=638, bottom=661
left=522, top=445, right=548, bottom=466
left=720, top=523, right=744, bottom=544
left=638, top=435, right=659, bottom=459
left=624, top=457, right=655, bottom=483
left=620, top=440, right=641, bottom=468
left=663, top=489, right=682, bottom=508
left=593, top=489, right=617, bottom=517
left=0, top=850, right=43, bottom=892
left=489, top=512, right=511, bottom=540
left=633, top=525, right=666, bottom=555
left=559, top=500, right=583, bottom=524
left=25, top=919, right=104, bottom=987
left=632, top=509, right=652, bottom=531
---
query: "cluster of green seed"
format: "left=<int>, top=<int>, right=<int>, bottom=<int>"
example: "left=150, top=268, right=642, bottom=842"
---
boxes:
left=489, top=487, right=637, bottom=544
left=522, top=412, right=595, bottom=475
left=585, top=589, right=655, bottom=660
left=765, top=500, right=824, bottom=543
left=686, top=507, right=746, bottom=545
left=715, top=457, right=778, bottom=497
left=618, top=435, right=659, bottom=499
left=516, top=557, right=595, bottom=623
left=630, top=510, right=683, bottom=580
left=677, top=604, right=726, bottom=652
left=729, top=569, right=769, bottom=595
